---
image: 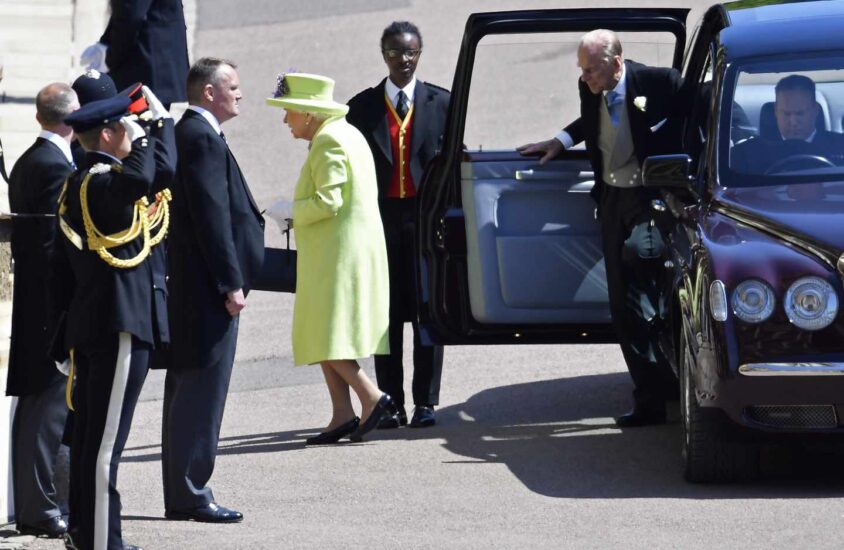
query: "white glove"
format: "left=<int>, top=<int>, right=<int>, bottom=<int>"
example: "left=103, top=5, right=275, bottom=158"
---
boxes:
left=265, top=199, right=294, bottom=233
left=80, top=42, right=109, bottom=73
left=120, top=116, right=146, bottom=142
left=141, top=85, right=171, bottom=120
left=55, top=359, right=70, bottom=377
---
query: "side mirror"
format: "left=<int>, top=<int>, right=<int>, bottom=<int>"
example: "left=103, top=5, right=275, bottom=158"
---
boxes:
left=642, top=154, right=693, bottom=188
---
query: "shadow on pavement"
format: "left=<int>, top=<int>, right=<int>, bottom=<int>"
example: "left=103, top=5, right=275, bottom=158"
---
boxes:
left=123, top=371, right=844, bottom=498
left=123, top=428, right=314, bottom=463
left=404, top=372, right=844, bottom=499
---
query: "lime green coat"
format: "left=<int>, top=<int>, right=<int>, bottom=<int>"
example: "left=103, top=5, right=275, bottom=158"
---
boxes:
left=291, top=117, right=390, bottom=365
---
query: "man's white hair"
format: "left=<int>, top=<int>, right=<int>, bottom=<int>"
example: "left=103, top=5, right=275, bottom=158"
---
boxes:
left=579, top=29, right=623, bottom=64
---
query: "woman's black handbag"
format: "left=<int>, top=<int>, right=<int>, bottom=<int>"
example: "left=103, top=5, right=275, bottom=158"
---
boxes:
left=253, top=227, right=297, bottom=293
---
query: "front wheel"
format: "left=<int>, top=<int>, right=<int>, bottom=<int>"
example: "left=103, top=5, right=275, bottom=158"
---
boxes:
left=680, top=328, right=759, bottom=483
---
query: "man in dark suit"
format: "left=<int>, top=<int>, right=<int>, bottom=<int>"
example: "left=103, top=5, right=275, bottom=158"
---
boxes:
left=50, top=89, right=170, bottom=550
left=162, top=57, right=264, bottom=523
left=7, top=82, right=79, bottom=539
left=82, top=0, right=189, bottom=108
left=732, top=74, right=844, bottom=173
left=347, top=21, right=449, bottom=429
left=519, top=29, right=685, bottom=427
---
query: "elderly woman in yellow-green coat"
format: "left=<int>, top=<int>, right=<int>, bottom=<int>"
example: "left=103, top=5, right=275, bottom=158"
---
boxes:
left=266, top=72, right=394, bottom=444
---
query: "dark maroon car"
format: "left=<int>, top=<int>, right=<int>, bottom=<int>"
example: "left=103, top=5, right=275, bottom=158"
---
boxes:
left=643, top=1, right=844, bottom=482
left=411, top=1, right=844, bottom=482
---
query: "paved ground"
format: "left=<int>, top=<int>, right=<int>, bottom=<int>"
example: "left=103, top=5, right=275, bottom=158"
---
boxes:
left=13, top=1, right=844, bottom=548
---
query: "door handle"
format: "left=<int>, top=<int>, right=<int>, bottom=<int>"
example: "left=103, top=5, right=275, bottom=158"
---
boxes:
left=514, top=169, right=594, bottom=181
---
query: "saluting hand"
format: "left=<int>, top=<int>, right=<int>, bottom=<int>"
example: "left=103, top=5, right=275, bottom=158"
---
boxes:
left=225, top=288, right=246, bottom=316
left=517, top=138, right=565, bottom=165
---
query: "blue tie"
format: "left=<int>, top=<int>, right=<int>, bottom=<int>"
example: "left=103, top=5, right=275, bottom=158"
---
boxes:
left=606, top=90, right=623, bottom=128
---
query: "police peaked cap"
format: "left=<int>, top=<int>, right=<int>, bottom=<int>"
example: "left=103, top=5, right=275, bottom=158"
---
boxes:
left=72, top=69, right=118, bottom=105
left=64, top=95, right=131, bottom=133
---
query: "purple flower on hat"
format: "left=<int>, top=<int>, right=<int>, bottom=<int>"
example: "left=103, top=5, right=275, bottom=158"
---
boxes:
left=273, top=69, right=296, bottom=99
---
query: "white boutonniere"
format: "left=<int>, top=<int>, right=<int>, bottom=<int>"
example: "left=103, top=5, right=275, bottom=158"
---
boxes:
left=633, top=96, right=647, bottom=112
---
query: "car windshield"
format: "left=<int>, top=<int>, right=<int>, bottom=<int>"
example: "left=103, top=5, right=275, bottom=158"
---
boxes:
left=722, top=54, right=844, bottom=187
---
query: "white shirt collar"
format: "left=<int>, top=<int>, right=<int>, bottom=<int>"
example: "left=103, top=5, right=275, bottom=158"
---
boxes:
left=188, top=105, right=223, bottom=135
left=604, top=63, right=627, bottom=98
left=385, top=76, right=417, bottom=108
left=784, top=129, right=817, bottom=143
left=38, top=130, right=74, bottom=164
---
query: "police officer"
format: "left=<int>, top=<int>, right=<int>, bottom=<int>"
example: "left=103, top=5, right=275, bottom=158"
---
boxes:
left=50, top=86, right=173, bottom=550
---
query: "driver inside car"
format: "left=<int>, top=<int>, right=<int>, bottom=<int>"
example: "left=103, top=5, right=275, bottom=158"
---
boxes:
left=731, top=74, right=844, bottom=173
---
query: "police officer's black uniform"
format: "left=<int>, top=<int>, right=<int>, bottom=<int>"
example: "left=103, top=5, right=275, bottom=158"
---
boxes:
left=50, top=94, right=172, bottom=550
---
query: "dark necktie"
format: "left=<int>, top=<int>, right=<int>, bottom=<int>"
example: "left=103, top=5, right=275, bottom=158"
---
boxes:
left=219, top=131, right=227, bottom=143
left=396, top=91, right=408, bottom=120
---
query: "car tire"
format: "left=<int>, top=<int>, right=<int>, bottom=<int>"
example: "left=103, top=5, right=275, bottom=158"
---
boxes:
left=680, top=328, right=759, bottom=483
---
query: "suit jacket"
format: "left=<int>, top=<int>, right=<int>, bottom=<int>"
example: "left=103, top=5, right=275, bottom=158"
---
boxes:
left=563, top=60, right=685, bottom=205
left=102, top=0, right=189, bottom=106
left=346, top=78, right=450, bottom=200
left=731, top=130, right=844, bottom=173
left=7, top=138, right=74, bottom=396
left=168, top=110, right=264, bottom=370
left=49, top=138, right=159, bottom=356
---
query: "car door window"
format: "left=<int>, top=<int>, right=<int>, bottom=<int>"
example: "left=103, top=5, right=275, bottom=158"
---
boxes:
left=464, top=31, right=681, bottom=151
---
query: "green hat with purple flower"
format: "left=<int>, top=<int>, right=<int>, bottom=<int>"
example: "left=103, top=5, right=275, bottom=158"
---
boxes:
left=266, top=72, right=348, bottom=116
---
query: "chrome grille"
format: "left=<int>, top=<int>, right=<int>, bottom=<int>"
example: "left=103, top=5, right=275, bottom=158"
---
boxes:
left=745, top=405, right=837, bottom=429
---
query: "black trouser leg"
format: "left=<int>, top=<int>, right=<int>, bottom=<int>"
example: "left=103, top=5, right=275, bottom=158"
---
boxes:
left=374, top=319, right=405, bottom=408
left=162, top=317, right=238, bottom=512
left=69, top=332, right=149, bottom=550
left=600, top=186, right=667, bottom=410
left=12, top=378, right=68, bottom=526
left=411, top=322, right=443, bottom=407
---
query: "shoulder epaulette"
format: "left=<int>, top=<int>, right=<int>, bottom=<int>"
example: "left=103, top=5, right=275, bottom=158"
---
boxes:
left=88, top=162, right=112, bottom=175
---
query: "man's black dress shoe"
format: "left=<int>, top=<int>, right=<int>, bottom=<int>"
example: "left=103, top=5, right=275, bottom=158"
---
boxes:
left=306, top=417, right=359, bottom=445
left=349, top=393, right=394, bottom=442
left=165, top=502, right=243, bottom=523
left=377, top=407, right=407, bottom=429
left=614, top=408, right=667, bottom=427
left=409, top=406, right=436, bottom=428
left=18, top=515, right=68, bottom=538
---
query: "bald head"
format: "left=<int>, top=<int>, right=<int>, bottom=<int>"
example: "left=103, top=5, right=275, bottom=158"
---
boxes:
left=577, top=29, right=624, bottom=95
left=36, top=83, right=79, bottom=133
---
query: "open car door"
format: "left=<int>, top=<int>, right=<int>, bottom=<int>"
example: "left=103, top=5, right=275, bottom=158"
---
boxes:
left=416, top=8, right=688, bottom=345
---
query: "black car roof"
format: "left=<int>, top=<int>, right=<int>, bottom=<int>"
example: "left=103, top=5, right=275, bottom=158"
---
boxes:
left=721, top=0, right=844, bottom=60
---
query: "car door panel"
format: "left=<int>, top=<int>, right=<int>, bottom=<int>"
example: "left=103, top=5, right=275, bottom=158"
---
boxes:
left=461, top=153, right=609, bottom=323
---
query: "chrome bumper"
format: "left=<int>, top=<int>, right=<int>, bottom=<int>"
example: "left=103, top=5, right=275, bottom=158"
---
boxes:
left=739, top=363, right=844, bottom=376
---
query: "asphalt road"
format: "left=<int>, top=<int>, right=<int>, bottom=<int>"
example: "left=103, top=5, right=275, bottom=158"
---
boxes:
left=24, top=1, right=844, bottom=548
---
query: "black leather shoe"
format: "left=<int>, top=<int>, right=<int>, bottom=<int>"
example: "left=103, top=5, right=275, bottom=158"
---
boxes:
left=165, top=502, right=243, bottom=523
left=18, top=515, right=68, bottom=538
left=306, top=417, right=359, bottom=445
left=614, top=408, right=667, bottom=427
left=409, top=406, right=436, bottom=428
left=349, top=393, right=394, bottom=442
left=377, top=407, right=407, bottom=429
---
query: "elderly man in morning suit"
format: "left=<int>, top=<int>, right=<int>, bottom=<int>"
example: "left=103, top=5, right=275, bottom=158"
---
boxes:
left=7, top=82, right=79, bottom=539
left=519, top=29, right=686, bottom=427
left=346, top=21, right=450, bottom=429
left=162, top=57, right=265, bottom=524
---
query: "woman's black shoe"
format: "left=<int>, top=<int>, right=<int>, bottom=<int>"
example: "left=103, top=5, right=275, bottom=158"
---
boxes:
left=349, top=394, right=394, bottom=442
left=306, top=417, right=360, bottom=445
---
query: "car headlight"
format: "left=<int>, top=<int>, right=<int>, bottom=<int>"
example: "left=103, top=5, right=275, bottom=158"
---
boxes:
left=731, top=279, right=775, bottom=323
left=784, top=276, right=838, bottom=331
